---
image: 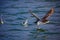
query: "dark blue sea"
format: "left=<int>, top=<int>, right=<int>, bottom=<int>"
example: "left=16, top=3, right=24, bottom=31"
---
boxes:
left=0, top=0, right=60, bottom=40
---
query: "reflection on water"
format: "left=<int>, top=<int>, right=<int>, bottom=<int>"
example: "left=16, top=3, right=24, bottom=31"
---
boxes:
left=0, top=0, right=60, bottom=40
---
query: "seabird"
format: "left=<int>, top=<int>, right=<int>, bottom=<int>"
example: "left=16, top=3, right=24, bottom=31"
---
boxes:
left=22, top=19, right=28, bottom=27
left=1, top=19, right=4, bottom=24
left=29, top=8, right=54, bottom=26
left=0, top=18, right=4, bottom=24
left=0, top=15, right=4, bottom=24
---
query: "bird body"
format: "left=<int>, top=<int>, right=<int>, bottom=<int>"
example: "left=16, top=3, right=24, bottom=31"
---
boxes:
left=23, top=19, right=28, bottom=25
left=0, top=15, right=4, bottom=24
left=37, top=21, right=49, bottom=26
left=23, top=19, right=28, bottom=27
left=1, top=19, right=4, bottom=24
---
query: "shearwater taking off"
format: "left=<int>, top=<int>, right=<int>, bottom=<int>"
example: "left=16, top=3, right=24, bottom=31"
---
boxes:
left=29, top=8, right=54, bottom=26
left=22, top=19, right=28, bottom=27
left=0, top=15, right=4, bottom=24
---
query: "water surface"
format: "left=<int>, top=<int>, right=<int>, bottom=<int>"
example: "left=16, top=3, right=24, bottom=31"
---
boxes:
left=0, top=0, right=60, bottom=40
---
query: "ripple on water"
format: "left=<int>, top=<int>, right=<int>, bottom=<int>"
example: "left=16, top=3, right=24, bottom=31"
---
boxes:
left=15, top=17, right=26, bottom=20
left=17, top=12, right=29, bottom=14
left=8, top=29, right=32, bottom=32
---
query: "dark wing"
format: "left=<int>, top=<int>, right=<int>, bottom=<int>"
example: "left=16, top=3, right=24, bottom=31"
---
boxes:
left=29, top=10, right=40, bottom=20
left=42, top=8, right=54, bottom=20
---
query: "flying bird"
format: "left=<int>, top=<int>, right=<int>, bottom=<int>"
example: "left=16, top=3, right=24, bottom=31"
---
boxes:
left=22, top=19, right=28, bottom=27
left=1, top=18, right=4, bottom=24
left=0, top=15, right=4, bottom=24
left=29, top=8, right=54, bottom=25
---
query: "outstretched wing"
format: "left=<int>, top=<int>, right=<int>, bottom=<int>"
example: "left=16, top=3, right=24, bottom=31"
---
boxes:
left=29, top=10, right=40, bottom=20
left=42, top=8, right=54, bottom=20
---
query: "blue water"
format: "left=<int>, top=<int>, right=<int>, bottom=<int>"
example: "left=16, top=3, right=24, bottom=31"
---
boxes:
left=0, top=0, right=60, bottom=40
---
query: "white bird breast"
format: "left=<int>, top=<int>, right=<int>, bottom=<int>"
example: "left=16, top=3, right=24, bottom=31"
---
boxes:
left=37, top=21, right=50, bottom=26
left=37, top=21, right=43, bottom=26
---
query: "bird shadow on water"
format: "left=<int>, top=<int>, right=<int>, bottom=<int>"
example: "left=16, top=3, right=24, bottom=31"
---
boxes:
left=28, top=28, right=60, bottom=40
left=28, top=28, right=48, bottom=40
